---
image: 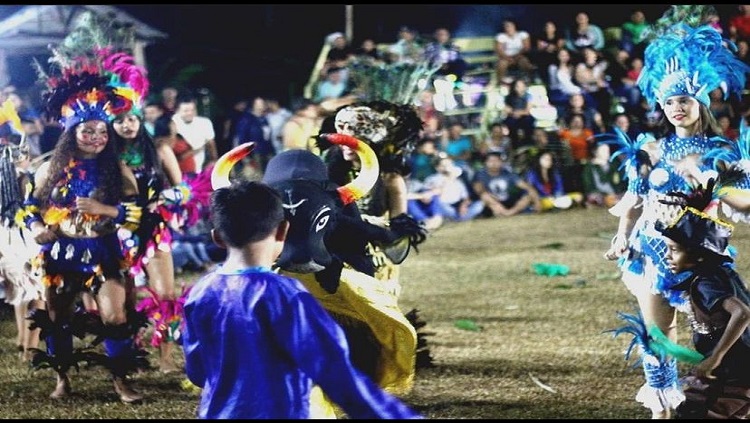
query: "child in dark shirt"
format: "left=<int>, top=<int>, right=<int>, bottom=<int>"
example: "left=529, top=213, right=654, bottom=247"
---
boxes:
left=656, top=185, right=750, bottom=419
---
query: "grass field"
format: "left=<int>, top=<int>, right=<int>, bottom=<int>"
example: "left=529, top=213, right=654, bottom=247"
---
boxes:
left=2, top=206, right=747, bottom=419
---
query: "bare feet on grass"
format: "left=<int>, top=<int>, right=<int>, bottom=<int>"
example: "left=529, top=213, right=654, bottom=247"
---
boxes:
left=113, top=376, right=143, bottom=404
left=49, top=374, right=71, bottom=399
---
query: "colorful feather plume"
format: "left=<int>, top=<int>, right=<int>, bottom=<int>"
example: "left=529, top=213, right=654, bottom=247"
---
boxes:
left=596, top=128, right=654, bottom=181
left=0, top=98, right=25, bottom=136
left=638, top=5, right=750, bottom=108
left=36, top=10, right=149, bottom=129
left=607, top=307, right=705, bottom=366
left=606, top=308, right=656, bottom=367
left=347, top=58, right=441, bottom=106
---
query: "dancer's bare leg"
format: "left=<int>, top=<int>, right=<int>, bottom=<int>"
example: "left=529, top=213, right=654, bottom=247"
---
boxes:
left=21, top=299, right=44, bottom=361
left=97, top=279, right=143, bottom=403
left=13, top=302, right=27, bottom=359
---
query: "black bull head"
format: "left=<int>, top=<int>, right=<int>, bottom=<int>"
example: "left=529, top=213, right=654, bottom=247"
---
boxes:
left=211, top=134, right=425, bottom=293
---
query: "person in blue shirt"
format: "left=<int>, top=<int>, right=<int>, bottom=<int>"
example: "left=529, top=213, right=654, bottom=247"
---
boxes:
left=181, top=179, right=423, bottom=419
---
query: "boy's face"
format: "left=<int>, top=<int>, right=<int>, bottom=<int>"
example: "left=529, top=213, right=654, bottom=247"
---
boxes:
left=664, top=238, right=697, bottom=274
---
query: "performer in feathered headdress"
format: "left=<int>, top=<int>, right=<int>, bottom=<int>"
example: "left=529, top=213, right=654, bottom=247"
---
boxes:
left=599, top=5, right=750, bottom=418
left=17, top=10, right=148, bottom=402
left=80, top=17, right=206, bottom=375
left=318, top=58, right=437, bottom=373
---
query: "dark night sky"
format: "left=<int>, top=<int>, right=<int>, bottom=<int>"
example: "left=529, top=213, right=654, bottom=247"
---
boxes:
left=0, top=4, right=741, bottom=116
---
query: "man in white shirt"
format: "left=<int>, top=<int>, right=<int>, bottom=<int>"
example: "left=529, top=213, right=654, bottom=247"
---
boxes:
left=171, top=95, right=217, bottom=174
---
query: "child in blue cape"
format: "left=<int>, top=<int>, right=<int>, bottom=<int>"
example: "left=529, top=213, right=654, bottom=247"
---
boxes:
left=182, top=179, right=422, bottom=419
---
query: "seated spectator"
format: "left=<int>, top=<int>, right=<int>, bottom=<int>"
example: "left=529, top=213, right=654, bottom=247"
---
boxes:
left=574, top=47, right=612, bottom=123
left=281, top=97, right=322, bottom=153
left=718, top=115, right=740, bottom=141
left=424, top=27, right=467, bottom=81
left=494, top=18, right=536, bottom=84
left=476, top=122, right=513, bottom=164
left=532, top=20, right=566, bottom=85
left=415, top=89, right=445, bottom=140
left=425, top=156, right=484, bottom=222
left=524, top=149, right=583, bottom=211
left=558, top=92, right=606, bottom=135
left=581, top=141, right=625, bottom=208
left=709, top=87, right=737, bottom=123
left=406, top=177, right=444, bottom=231
left=564, top=11, right=605, bottom=59
left=387, top=26, right=425, bottom=64
left=410, top=137, right=441, bottom=182
left=354, top=38, right=384, bottom=63
left=441, top=121, right=475, bottom=177
left=607, top=49, right=641, bottom=115
left=314, top=67, right=349, bottom=103
left=609, top=112, right=640, bottom=143
left=547, top=48, right=584, bottom=114
left=172, top=221, right=214, bottom=274
left=472, top=151, right=541, bottom=217
left=620, top=9, right=649, bottom=57
left=728, top=4, right=750, bottom=43
left=323, top=32, right=355, bottom=75
left=558, top=113, right=594, bottom=193
left=503, top=78, right=536, bottom=148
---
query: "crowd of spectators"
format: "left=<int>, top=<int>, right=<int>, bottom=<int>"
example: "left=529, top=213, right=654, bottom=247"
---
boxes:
left=7, top=6, right=750, bottom=236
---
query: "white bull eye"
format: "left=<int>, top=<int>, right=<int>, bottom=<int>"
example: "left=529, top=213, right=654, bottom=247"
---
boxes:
left=313, top=206, right=332, bottom=232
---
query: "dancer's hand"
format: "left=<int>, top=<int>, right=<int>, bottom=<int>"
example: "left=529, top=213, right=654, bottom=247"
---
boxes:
left=693, top=354, right=720, bottom=380
left=30, top=222, right=57, bottom=244
left=603, top=233, right=628, bottom=260
left=76, top=197, right=109, bottom=216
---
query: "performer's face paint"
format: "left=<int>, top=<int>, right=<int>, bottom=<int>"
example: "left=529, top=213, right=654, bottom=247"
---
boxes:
left=75, top=120, right=109, bottom=158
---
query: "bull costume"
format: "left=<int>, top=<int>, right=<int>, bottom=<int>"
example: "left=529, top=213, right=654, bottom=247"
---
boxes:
left=15, top=12, right=148, bottom=401
left=211, top=134, right=426, bottom=416
left=602, top=5, right=750, bottom=418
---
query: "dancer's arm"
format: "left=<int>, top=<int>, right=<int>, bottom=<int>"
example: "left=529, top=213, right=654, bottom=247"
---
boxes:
left=693, top=295, right=750, bottom=379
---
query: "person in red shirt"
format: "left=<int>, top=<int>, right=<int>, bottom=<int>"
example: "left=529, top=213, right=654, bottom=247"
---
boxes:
left=729, top=5, right=750, bottom=42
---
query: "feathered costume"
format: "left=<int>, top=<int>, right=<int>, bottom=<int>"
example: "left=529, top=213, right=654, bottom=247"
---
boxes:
left=211, top=137, right=424, bottom=418
left=320, top=60, right=437, bottom=370
left=0, top=100, right=45, bottom=308
left=16, top=10, right=149, bottom=382
left=601, top=5, right=750, bottom=415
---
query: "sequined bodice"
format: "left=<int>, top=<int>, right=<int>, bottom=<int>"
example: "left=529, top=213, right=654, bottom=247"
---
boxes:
left=49, top=159, right=100, bottom=208
left=661, top=133, right=720, bottom=162
left=47, top=158, right=109, bottom=238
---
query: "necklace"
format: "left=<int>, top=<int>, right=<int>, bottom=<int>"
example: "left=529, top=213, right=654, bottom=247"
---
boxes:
left=661, top=133, right=715, bottom=162
left=121, top=141, right=144, bottom=167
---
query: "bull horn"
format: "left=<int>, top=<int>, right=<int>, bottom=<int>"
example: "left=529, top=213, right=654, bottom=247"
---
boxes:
left=321, top=133, right=379, bottom=205
left=210, top=142, right=255, bottom=189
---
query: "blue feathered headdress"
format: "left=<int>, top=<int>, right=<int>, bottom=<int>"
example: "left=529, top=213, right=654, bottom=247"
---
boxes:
left=638, top=6, right=750, bottom=108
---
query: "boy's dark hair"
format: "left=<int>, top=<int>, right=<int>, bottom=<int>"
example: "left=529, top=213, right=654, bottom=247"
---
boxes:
left=210, top=180, right=285, bottom=247
left=176, top=92, right=197, bottom=107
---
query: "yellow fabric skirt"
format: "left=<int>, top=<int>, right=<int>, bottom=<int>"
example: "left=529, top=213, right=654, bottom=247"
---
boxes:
left=285, top=267, right=417, bottom=395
